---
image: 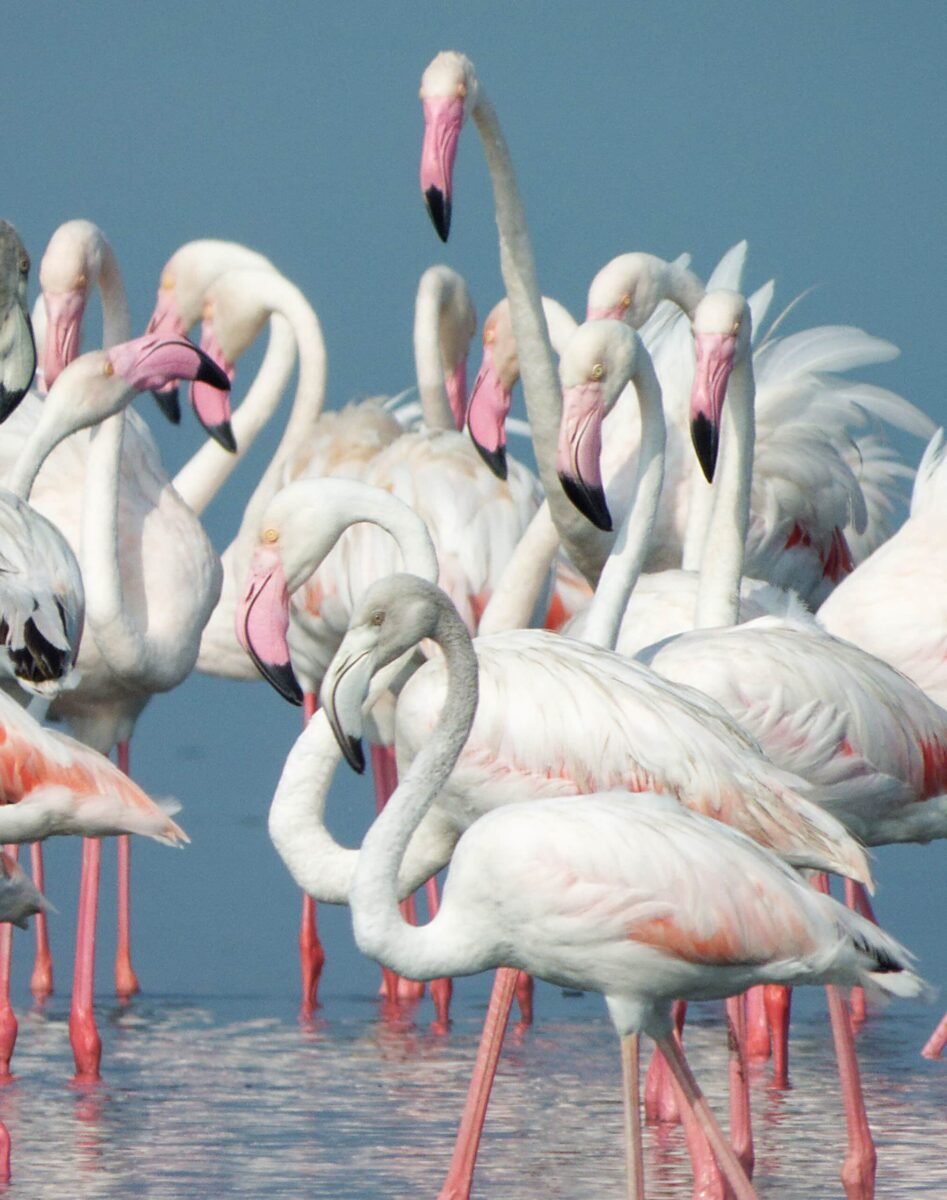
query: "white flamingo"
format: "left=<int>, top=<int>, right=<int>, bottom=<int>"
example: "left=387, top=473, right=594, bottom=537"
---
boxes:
left=319, top=571, right=926, bottom=1200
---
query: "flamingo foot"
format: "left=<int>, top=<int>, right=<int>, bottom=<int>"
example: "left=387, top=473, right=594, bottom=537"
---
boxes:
left=298, top=894, right=325, bottom=1020
left=69, top=1010, right=102, bottom=1083
left=514, top=971, right=533, bottom=1027
left=921, top=1012, right=947, bottom=1060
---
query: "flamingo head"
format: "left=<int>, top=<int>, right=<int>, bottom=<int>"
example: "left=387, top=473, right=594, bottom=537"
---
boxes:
left=235, top=536, right=303, bottom=707
left=466, top=299, right=518, bottom=480
left=420, top=52, right=477, bottom=242
left=556, top=319, right=644, bottom=533
left=39, top=220, right=113, bottom=391
left=586, top=252, right=672, bottom=328
left=0, top=221, right=36, bottom=421
left=0, top=852, right=52, bottom=929
left=321, top=575, right=446, bottom=774
left=690, top=290, right=750, bottom=482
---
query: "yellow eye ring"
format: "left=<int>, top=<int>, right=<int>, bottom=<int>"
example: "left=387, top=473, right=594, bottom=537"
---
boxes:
left=590, top=363, right=605, bottom=382
left=262, top=528, right=279, bottom=544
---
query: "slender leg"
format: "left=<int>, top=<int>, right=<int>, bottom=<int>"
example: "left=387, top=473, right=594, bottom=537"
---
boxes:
left=655, top=1032, right=759, bottom=1200
left=0, top=846, right=18, bottom=1081
left=844, top=880, right=875, bottom=1027
left=644, top=999, right=685, bottom=1123
left=0, top=1117, right=10, bottom=1183
left=437, top=968, right=518, bottom=1200
left=814, top=874, right=876, bottom=1200
left=744, top=985, right=771, bottom=1062
left=425, top=876, right=453, bottom=1028
left=921, top=1012, right=947, bottom=1060
left=514, top=971, right=534, bottom=1027
left=763, top=985, right=792, bottom=1088
left=298, top=693, right=326, bottom=1018
left=620, top=1033, right=645, bottom=1200
left=70, top=837, right=102, bottom=1082
left=29, top=843, right=53, bottom=1001
left=726, top=994, right=754, bottom=1179
left=114, top=741, right=140, bottom=1000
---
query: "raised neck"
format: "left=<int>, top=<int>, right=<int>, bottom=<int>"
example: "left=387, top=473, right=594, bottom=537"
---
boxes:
left=470, top=93, right=610, bottom=587
left=97, top=241, right=131, bottom=348
left=414, top=269, right=461, bottom=431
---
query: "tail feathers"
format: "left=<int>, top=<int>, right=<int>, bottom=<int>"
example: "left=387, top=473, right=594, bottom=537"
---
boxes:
left=839, top=906, right=933, bottom=1001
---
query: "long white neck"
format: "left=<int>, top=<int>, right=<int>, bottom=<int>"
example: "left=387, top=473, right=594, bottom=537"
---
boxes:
left=351, top=598, right=481, bottom=979
left=665, top=261, right=705, bottom=320
left=269, top=707, right=456, bottom=904
left=414, top=271, right=459, bottom=431
left=695, top=352, right=755, bottom=628
left=477, top=500, right=559, bottom=634
left=173, top=313, right=297, bottom=515
left=98, top=242, right=131, bottom=348
left=581, top=352, right=666, bottom=650
left=470, top=94, right=610, bottom=587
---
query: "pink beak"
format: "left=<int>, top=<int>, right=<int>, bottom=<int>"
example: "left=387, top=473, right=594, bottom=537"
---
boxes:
left=43, top=289, right=87, bottom=388
left=690, top=331, right=736, bottom=482
left=235, top=545, right=303, bottom=705
left=556, top=381, right=612, bottom=532
left=190, top=318, right=237, bottom=453
left=466, top=342, right=511, bottom=480
left=420, top=95, right=465, bottom=242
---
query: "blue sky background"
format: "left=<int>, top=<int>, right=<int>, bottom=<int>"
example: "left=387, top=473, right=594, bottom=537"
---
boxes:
left=1, top=5, right=944, bottom=1010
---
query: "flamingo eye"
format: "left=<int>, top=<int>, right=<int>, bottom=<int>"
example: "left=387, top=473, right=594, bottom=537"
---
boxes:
left=620, top=294, right=631, bottom=309
left=262, top=528, right=279, bottom=544
left=731, top=321, right=741, bottom=335
left=103, top=360, right=114, bottom=377
left=590, top=363, right=605, bottom=382
left=18, top=255, right=29, bottom=275
left=370, top=610, right=386, bottom=628
left=457, top=82, right=467, bottom=98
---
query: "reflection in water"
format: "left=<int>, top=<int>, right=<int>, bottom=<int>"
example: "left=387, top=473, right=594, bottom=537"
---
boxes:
left=0, top=987, right=942, bottom=1197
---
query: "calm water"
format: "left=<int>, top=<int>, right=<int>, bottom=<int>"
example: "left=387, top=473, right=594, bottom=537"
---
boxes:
left=0, top=981, right=942, bottom=1198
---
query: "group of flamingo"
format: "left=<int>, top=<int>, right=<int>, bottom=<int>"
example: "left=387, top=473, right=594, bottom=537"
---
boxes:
left=0, top=46, right=939, bottom=1199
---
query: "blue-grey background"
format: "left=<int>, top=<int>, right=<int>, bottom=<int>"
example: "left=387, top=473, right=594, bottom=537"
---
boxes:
left=2, top=3, right=944, bottom=1013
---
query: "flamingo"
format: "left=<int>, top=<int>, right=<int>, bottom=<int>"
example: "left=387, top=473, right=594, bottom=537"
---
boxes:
left=1, top=329, right=229, bottom=1079
left=819, top=428, right=947, bottom=1059
left=320, top=571, right=926, bottom=1200
left=0, top=220, right=37, bottom=422
left=245, top=320, right=872, bottom=1199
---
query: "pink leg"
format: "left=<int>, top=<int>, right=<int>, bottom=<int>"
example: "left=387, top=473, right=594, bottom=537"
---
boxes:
left=763, top=985, right=792, bottom=1088
left=438, top=967, right=517, bottom=1200
left=70, top=837, right=102, bottom=1082
left=114, top=741, right=140, bottom=1001
left=29, top=843, right=52, bottom=1001
left=921, top=1012, right=947, bottom=1060
left=726, top=994, right=754, bottom=1180
left=620, top=1034, right=646, bottom=1200
left=656, top=1032, right=758, bottom=1200
left=814, top=875, right=876, bottom=1200
left=844, top=880, right=875, bottom=1028
left=644, top=999, right=685, bottom=1124
left=514, top=971, right=534, bottom=1027
left=0, top=1117, right=10, bottom=1183
left=0, top=846, right=18, bottom=1081
left=744, top=985, right=770, bottom=1062
left=425, top=876, right=453, bottom=1028
left=298, top=694, right=326, bottom=1018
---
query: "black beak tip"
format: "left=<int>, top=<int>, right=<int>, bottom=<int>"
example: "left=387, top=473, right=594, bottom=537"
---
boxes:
left=204, top=420, right=238, bottom=454
left=558, top=472, right=613, bottom=533
left=342, top=735, right=366, bottom=776
left=471, top=438, right=508, bottom=481
left=261, top=660, right=304, bottom=706
left=196, top=357, right=231, bottom=392
left=0, top=384, right=28, bottom=423
left=691, top=414, right=719, bottom=483
left=152, top=387, right=182, bottom=425
left=424, top=186, right=452, bottom=243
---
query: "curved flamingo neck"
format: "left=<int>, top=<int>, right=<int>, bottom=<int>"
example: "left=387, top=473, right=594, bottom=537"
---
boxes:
left=469, top=92, right=610, bottom=587
left=414, top=270, right=462, bottom=431
left=352, top=595, right=480, bottom=979
left=97, top=241, right=131, bottom=349
left=582, top=349, right=666, bottom=650
left=695, top=351, right=754, bottom=628
left=477, top=501, right=560, bottom=634
left=173, top=313, right=297, bottom=516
